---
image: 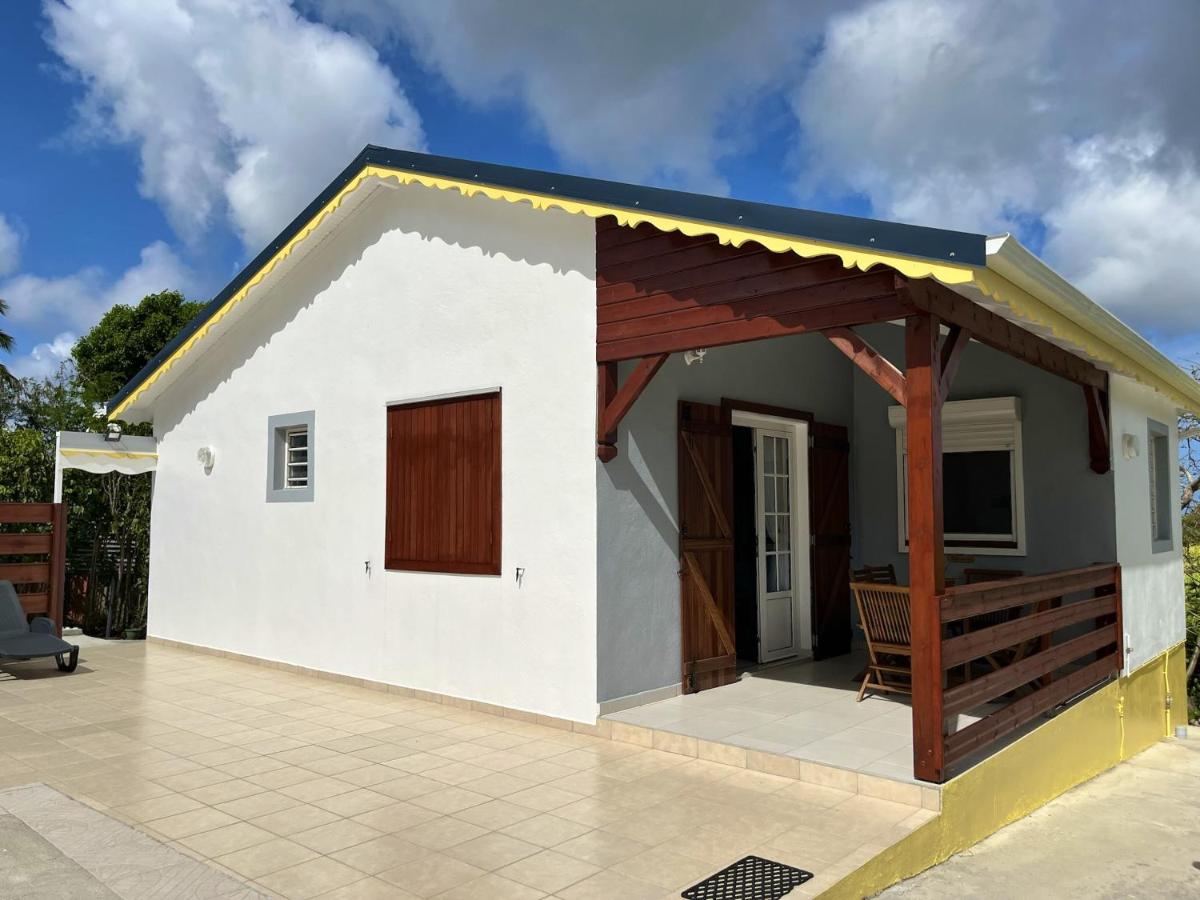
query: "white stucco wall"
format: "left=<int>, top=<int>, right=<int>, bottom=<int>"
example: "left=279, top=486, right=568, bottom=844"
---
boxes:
left=146, top=183, right=599, bottom=722
left=1109, top=373, right=1186, bottom=672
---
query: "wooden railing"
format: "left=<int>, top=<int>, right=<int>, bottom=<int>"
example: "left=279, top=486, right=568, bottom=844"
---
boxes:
left=937, top=563, right=1122, bottom=770
left=0, top=503, right=67, bottom=635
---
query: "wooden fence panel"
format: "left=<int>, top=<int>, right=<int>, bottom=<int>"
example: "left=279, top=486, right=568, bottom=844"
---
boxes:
left=0, top=502, right=67, bottom=635
left=938, top=563, right=1121, bottom=771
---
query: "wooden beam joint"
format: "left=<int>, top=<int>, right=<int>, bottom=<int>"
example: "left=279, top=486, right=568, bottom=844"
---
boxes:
left=822, top=326, right=908, bottom=406
left=597, top=354, right=670, bottom=461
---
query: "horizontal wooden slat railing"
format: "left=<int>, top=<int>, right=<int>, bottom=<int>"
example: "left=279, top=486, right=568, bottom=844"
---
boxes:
left=0, top=502, right=67, bottom=635
left=937, top=563, right=1122, bottom=769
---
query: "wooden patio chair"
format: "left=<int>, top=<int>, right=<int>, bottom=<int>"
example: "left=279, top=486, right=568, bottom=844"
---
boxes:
left=962, top=568, right=1024, bottom=677
left=851, top=563, right=897, bottom=585
left=849, top=581, right=912, bottom=701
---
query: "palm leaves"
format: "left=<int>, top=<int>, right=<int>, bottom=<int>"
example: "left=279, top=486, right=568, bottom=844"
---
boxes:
left=0, top=296, right=12, bottom=383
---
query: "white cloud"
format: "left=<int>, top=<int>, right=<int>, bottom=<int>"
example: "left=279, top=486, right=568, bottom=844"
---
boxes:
left=791, top=0, right=1200, bottom=337
left=1, top=241, right=196, bottom=334
left=0, top=214, right=21, bottom=276
left=315, top=0, right=828, bottom=193
left=44, top=0, right=425, bottom=250
left=9, top=332, right=77, bottom=380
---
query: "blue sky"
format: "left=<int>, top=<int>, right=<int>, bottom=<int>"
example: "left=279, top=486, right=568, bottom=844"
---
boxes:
left=1, top=0, right=1197, bottom=378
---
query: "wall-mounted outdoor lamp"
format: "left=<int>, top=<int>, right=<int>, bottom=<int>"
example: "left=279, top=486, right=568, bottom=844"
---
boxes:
left=1121, top=433, right=1139, bottom=460
left=196, top=446, right=216, bottom=474
left=684, top=348, right=708, bottom=366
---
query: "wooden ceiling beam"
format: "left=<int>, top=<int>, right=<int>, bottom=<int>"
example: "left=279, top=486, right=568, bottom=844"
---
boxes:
left=903, top=279, right=1106, bottom=390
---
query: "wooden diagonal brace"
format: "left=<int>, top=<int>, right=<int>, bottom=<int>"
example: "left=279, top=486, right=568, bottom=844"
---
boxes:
left=939, top=324, right=970, bottom=397
left=597, top=354, right=670, bottom=461
left=823, top=326, right=908, bottom=406
left=1083, top=383, right=1111, bottom=474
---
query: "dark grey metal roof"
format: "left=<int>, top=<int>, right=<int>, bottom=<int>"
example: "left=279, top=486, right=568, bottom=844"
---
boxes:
left=109, top=145, right=986, bottom=414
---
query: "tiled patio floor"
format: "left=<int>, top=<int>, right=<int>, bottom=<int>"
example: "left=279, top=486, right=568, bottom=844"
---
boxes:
left=604, top=651, right=983, bottom=785
left=0, top=638, right=935, bottom=899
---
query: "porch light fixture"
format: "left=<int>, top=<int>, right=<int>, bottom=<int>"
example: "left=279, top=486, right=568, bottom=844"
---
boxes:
left=196, top=446, right=216, bottom=473
left=684, top=348, right=707, bottom=366
left=104, top=423, right=123, bottom=442
left=1121, top=433, right=1139, bottom=460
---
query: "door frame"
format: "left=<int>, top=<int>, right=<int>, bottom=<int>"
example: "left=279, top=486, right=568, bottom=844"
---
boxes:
left=725, top=402, right=813, bottom=660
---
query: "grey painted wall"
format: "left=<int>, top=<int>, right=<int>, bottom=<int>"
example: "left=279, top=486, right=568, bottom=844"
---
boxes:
left=596, top=322, right=1119, bottom=705
left=596, top=333, right=853, bottom=703
left=850, top=323, right=1117, bottom=583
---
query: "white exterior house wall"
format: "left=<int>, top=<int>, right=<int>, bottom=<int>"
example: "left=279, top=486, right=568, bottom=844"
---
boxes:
left=1109, top=373, right=1187, bottom=673
left=146, top=184, right=600, bottom=723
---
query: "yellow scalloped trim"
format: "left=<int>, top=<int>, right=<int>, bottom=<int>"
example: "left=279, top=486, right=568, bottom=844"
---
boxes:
left=973, top=269, right=1198, bottom=412
left=59, top=449, right=158, bottom=459
left=109, top=164, right=977, bottom=419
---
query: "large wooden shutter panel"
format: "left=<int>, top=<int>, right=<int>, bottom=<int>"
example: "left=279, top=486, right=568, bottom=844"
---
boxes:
left=809, top=421, right=851, bottom=659
left=385, top=392, right=501, bottom=575
left=678, top=401, right=737, bottom=692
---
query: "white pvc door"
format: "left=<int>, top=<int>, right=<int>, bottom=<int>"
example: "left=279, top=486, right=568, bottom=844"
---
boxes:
left=756, top=429, right=797, bottom=662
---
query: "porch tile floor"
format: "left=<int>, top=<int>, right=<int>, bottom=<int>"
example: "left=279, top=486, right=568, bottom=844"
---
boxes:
left=0, top=638, right=936, bottom=899
left=604, top=651, right=984, bottom=785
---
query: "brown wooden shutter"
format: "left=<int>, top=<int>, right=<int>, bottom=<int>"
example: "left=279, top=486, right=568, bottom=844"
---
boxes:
left=809, top=421, right=852, bottom=659
left=677, top=400, right=738, bottom=693
left=385, top=392, right=501, bottom=575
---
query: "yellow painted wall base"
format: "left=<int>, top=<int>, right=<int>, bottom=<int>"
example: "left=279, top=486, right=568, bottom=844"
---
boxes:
left=824, top=642, right=1188, bottom=898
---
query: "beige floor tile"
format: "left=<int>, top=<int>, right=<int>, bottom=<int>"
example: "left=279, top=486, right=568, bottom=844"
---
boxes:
left=453, top=799, right=539, bottom=831
left=373, top=775, right=443, bottom=801
left=315, top=876, right=422, bottom=899
left=506, top=784, right=583, bottom=813
left=179, top=821, right=276, bottom=858
left=113, top=791, right=204, bottom=823
left=409, top=786, right=490, bottom=814
left=496, top=848, right=599, bottom=894
left=259, top=855, right=367, bottom=900
left=246, top=764, right=323, bottom=790
left=400, top=815, right=487, bottom=851
left=216, top=836, right=320, bottom=880
left=292, top=817, right=383, bottom=854
left=436, top=872, right=546, bottom=900
left=184, top=777, right=266, bottom=805
left=216, top=789, right=303, bottom=820
left=279, top=775, right=359, bottom=803
left=499, top=813, right=592, bottom=848
left=146, top=805, right=240, bottom=840
left=336, top=764, right=405, bottom=787
left=251, top=802, right=341, bottom=836
left=610, top=845, right=716, bottom=889
left=444, top=832, right=541, bottom=870
left=155, top=767, right=233, bottom=792
left=553, top=828, right=649, bottom=867
left=330, top=833, right=429, bottom=875
left=312, top=787, right=394, bottom=817
left=352, top=801, right=441, bottom=833
left=555, top=868, right=664, bottom=900
left=378, top=852, right=486, bottom=898
left=459, top=771, right=537, bottom=799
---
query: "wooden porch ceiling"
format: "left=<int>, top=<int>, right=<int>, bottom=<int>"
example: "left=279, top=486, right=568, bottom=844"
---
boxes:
left=595, top=216, right=1110, bottom=468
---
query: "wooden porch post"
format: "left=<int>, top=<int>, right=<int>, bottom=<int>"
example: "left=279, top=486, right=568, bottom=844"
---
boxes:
left=905, top=314, right=946, bottom=783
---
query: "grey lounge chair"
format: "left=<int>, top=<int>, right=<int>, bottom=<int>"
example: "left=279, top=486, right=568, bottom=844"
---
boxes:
left=0, top=581, right=78, bottom=672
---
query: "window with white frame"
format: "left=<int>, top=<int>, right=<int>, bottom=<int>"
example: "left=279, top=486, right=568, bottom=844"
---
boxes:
left=889, top=397, right=1025, bottom=555
left=266, top=410, right=315, bottom=502
left=1148, top=419, right=1172, bottom=553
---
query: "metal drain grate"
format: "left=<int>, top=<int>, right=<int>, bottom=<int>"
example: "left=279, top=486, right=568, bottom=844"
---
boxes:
left=681, top=855, right=813, bottom=900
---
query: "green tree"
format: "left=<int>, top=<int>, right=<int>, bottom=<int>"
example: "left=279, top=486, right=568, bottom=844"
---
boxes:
left=72, top=290, right=203, bottom=411
left=0, top=295, right=14, bottom=384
